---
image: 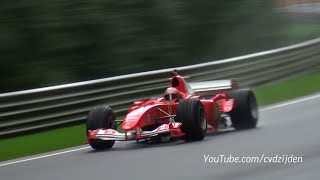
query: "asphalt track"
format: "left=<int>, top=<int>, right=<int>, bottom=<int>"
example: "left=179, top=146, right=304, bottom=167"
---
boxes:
left=1, top=93, right=320, bottom=180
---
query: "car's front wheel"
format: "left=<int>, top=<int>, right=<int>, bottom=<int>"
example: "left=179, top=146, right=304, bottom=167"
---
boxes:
left=176, top=98, right=207, bottom=141
left=86, top=105, right=116, bottom=150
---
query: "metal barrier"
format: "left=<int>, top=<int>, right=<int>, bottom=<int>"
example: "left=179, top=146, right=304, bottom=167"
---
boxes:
left=1, top=38, right=320, bottom=138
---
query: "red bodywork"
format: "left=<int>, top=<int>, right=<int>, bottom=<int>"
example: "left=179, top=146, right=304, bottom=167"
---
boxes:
left=88, top=75, right=237, bottom=141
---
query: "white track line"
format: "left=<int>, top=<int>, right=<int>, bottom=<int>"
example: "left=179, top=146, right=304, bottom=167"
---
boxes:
left=0, top=146, right=90, bottom=167
left=1, top=93, right=320, bottom=167
left=260, top=93, right=320, bottom=111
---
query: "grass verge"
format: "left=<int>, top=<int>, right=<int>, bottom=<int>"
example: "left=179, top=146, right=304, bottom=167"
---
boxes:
left=1, top=71, right=320, bottom=162
left=255, top=71, right=320, bottom=105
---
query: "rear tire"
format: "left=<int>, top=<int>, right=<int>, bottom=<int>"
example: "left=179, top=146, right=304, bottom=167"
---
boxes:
left=228, top=89, right=258, bottom=130
left=176, top=98, right=207, bottom=141
left=86, top=105, right=116, bottom=150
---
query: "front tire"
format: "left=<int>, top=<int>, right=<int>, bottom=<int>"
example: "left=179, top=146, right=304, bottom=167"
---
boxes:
left=176, top=98, right=207, bottom=141
left=228, top=89, right=258, bottom=130
left=86, top=105, right=116, bottom=150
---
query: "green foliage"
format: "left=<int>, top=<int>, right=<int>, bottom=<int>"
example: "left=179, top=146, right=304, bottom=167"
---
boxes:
left=0, top=0, right=314, bottom=92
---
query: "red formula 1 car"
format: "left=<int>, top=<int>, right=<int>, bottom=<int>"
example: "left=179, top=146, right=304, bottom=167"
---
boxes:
left=86, top=71, right=258, bottom=150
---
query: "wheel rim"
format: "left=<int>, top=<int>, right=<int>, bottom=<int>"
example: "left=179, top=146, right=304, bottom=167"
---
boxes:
left=107, top=115, right=116, bottom=129
left=250, top=96, right=258, bottom=119
left=199, top=108, right=207, bottom=131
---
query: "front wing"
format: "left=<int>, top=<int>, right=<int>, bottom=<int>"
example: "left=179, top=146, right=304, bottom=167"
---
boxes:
left=88, top=122, right=184, bottom=141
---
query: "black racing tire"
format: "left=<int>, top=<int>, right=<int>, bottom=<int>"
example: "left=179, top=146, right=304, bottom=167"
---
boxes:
left=176, top=98, right=207, bottom=141
left=228, top=89, right=258, bottom=130
left=86, top=105, right=116, bottom=150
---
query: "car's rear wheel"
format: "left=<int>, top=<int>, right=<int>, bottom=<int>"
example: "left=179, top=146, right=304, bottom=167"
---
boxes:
left=228, top=89, right=258, bottom=130
left=86, top=105, right=116, bottom=150
left=176, top=98, right=207, bottom=141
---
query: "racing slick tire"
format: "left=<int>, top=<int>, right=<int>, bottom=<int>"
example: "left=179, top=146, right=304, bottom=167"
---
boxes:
left=176, top=98, right=207, bottom=141
left=228, top=89, right=258, bottom=130
left=86, top=105, right=116, bottom=150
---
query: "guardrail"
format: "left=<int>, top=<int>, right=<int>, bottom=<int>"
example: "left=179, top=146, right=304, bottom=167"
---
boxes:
left=1, top=38, right=320, bottom=138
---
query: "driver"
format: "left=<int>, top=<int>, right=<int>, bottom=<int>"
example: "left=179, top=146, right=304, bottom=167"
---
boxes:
left=164, top=87, right=180, bottom=101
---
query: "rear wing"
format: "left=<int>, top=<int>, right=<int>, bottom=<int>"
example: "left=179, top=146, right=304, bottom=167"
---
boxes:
left=189, top=79, right=238, bottom=96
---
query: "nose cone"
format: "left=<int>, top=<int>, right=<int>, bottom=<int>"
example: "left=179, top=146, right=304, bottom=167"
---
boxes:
left=122, top=106, right=145, bottom=130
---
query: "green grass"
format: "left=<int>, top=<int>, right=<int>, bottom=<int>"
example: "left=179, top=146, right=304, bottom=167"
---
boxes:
left=0, top=125, right=87, bottom=162
left=1, top=71, right=320, bottom=162
left=255, top=71, right=320, bottom=106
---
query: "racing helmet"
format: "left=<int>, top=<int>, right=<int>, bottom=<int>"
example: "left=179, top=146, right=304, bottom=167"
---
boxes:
left=164, top=87, right=180, bottom=101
